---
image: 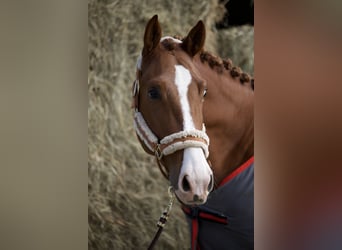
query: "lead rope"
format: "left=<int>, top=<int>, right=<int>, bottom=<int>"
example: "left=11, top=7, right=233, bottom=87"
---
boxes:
left=147, top=186, right=175, bottom=250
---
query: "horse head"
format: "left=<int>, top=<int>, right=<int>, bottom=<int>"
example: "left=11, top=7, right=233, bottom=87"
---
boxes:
left=133, top=15, right=213, bottom=205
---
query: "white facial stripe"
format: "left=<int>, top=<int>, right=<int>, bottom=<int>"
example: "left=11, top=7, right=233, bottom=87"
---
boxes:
left=174, top=65, right=194, bottom=130
left=160, top=36, right=182, bottom=43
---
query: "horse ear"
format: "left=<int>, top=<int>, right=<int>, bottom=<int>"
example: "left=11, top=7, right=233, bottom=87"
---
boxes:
left=142, top=15, right=162, bottom=56
left=182, top=20, right=206, bottom=57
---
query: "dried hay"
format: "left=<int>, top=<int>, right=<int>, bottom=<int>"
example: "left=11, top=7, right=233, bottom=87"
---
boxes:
left=217, top=25, right=254, bottom=75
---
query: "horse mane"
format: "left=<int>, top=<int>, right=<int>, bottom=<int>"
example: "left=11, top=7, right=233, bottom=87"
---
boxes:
left=161, top=36, right=254, bottom=90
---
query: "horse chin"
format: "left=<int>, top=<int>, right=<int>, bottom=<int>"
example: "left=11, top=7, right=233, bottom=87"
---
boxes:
left=174, top=190, right=208, bottom=206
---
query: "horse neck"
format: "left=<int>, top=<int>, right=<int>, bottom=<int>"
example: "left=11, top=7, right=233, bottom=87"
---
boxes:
left=194, top=56, right=254, bottom=185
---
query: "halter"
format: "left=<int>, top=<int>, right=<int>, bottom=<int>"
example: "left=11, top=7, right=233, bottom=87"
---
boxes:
left=132, top=71, right=210, bottom=179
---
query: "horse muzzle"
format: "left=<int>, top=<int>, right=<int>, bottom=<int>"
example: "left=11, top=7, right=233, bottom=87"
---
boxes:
left=174, top=147, right=213, bottom=205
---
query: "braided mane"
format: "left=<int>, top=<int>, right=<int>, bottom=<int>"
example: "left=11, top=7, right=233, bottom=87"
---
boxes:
left=161, top=36, right=254, bottom=90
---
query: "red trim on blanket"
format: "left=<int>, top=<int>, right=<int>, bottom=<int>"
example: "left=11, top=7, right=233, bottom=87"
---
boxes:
left=191, top=218, right=199, bottom=250
left=182, top=206, right=191, bottom=214
left=182, top=207, right=228, bottom=225
left=218, top=156, right=254, bottom=187
left=183, top=206, right=228, bottom=250
left=199, top=213, right=228, bottom=224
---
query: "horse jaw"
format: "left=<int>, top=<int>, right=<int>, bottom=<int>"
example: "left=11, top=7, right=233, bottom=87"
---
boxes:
left=175, top=147, right=213, bottom=205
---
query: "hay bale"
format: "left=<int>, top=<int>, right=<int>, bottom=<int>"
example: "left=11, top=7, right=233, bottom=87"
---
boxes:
left=88, top=0, right=227, bottom=249
left=217, top=25, right=254, bottom=75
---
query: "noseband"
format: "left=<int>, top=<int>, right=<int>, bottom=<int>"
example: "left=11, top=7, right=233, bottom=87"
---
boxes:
left=132, top=75, right=210, bottom=179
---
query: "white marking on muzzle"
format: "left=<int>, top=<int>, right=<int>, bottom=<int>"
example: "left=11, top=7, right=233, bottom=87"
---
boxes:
left=177, top=147, right=212, bottom=203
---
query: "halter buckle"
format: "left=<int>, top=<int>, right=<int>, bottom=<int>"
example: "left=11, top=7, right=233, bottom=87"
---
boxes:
left=154, top=144, right=163, bottom=160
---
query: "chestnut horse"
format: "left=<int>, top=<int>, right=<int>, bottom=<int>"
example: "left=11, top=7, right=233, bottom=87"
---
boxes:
left=132, top=15, right=254, bottom=249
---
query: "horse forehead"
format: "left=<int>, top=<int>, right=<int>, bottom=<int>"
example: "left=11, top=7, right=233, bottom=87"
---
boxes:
left=143, top=52, right=175, bottom=73
left=141, top=59, right=179, bottom=84
left=143, top=63, right=194, bottom=87
left=141, top=46, right=195, bottom=85
left=142, top=64, right=176, bottom=84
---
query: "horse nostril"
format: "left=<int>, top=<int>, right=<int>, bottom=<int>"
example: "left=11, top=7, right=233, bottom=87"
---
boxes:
left=193, top=194, right=204, bottom=202
left=182, top=175, right=191, bottom=192
left=208, top=175, right=214, bottom=192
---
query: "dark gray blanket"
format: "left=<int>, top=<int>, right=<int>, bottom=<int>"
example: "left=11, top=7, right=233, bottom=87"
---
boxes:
left=183, top=157, right=254, bottom=250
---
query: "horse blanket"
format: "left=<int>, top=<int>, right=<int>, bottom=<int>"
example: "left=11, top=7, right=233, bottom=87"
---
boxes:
left=182, top=157, right=254, bottom=250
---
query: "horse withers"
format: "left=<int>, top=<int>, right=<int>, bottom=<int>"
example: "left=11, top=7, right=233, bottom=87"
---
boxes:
left=132, top=15, right=254, bottom=249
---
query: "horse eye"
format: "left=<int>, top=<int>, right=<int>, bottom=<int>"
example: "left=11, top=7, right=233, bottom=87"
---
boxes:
left=148, top=87, right=160, bottom=99
left=203, top=89, right=207, bottom=97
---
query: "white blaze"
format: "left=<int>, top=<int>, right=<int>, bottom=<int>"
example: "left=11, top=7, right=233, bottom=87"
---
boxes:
left=174, top=65, right=212, bottom=204
left=174, top=65, right=194, bottom=130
